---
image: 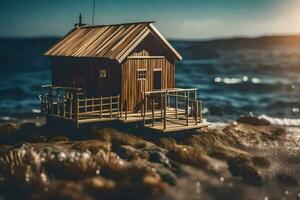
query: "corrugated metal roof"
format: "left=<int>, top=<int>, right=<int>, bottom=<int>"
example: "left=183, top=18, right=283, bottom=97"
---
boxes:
left=44, top=22, right=182, bottom=62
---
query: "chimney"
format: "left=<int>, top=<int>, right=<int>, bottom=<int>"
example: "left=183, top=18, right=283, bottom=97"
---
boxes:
left=75, top=13, right=86, bottom=28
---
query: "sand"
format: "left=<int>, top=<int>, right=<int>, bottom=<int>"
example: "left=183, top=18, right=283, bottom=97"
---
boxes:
left=0, top=116, right=299, bottom=200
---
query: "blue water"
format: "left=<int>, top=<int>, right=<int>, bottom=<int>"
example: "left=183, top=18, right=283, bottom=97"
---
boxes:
left=1, top=37, right=300, bottom=122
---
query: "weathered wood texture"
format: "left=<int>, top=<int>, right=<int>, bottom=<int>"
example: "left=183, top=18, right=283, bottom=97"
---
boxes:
left=52, top=57, right=120, bottom=97
left=121, top=34, right=175, bottom=111
left=45, top=22, right=182, bottom=62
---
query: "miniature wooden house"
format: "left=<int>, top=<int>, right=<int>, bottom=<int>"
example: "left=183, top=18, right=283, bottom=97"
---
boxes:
left=41, top=21, right=206, bottom=132
left=45, top=21, right=181, bottom=111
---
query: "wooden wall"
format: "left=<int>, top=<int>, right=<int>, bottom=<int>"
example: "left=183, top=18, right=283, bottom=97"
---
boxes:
left=51, top=33, right=178, bottom=112
left=121, top=33, right=176, bottom=111
left=52, top=57, right=120, bottom=97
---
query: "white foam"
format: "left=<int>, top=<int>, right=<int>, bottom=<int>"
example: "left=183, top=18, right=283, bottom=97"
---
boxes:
left=32, top=109, right=41, bottom=113
left=259, top=114, right=300, bottom=126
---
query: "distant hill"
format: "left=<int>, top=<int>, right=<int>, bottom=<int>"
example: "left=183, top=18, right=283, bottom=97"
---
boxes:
left=170, top=35, right=300, bottom=59
left=0, top=35, right=300, bottom=70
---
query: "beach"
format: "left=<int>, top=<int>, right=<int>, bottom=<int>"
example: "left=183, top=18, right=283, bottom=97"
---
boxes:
left=0, top=116, right=299, bottom=200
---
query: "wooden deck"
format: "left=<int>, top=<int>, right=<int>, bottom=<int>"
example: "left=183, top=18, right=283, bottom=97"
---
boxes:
left=40, top=86, right=208, bottom=132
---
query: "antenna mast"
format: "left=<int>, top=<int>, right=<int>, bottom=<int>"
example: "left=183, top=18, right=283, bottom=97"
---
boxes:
left=92, top=0, right=96, bottom=25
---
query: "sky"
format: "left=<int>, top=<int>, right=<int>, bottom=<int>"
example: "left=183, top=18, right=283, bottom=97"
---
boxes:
left=1, top=0, right=300, bottom=39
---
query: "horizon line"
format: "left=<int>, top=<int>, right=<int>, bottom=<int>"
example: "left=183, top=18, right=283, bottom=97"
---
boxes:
left=1, top=33, right=300, bottom=42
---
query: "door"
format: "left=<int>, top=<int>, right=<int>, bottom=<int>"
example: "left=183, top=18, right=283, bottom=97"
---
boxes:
left=153, top=70, right=162, bottom=90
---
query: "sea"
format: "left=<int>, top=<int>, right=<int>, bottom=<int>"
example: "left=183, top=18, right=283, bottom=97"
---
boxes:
left=1, top=36, right=300, bottom=125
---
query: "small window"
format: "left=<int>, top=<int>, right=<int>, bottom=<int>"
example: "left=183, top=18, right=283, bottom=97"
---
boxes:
left=99, top=69, right=108, bottom=78
left=137, top=69, right=147, bottom=80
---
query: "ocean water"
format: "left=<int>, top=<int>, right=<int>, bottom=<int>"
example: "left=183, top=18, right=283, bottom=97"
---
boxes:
left=1, top=37, right=300, bottom=124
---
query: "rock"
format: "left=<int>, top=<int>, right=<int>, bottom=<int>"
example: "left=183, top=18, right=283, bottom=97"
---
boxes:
left=157, top=137, right=177, bottom=150
left=251, top=156, right=271, bottom=168
left=83, top=176, right=115, bottom=190
left=114, top=145, right=149, bottom=160
left=228, top=155, right=263, bottom=185
left=268, top=128, right=287, bottom=140
left=277, top=173, right=298, bottom=186
left=72, top=141, right=111, bottom=153
left=0, top=123, right=20, bottom=144
left=149, top=150, right=171, bottom=168
left=237, top=115, right=271, bottom=126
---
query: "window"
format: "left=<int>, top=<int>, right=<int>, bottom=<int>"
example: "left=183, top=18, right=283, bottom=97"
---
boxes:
left=99, top=69, right=108, bottom=78
left=137, top=69, right=147, bottom=80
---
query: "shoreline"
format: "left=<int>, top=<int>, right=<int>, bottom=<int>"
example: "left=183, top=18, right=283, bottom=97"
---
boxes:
left=0, top=115, right=299, bottom=199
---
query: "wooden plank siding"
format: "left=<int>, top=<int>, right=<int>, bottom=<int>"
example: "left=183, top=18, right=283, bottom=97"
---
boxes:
left=120, top=33, right=176, bottom=111
left=52, top=57, right=120, bottom=97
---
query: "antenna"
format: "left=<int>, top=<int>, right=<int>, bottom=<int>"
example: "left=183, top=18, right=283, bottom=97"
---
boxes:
left=79, top=13, right=82, bottom=26
left=92, top=0, right=96, bottom=25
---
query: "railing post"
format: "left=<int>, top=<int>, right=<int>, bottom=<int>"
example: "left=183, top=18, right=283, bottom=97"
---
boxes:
left=50, top=88, right=54, bottom=115
left=141, top=92, right=144, bottom=117
left=84, top=97, right=87, bottom=113
left=120, top=95, right=123, bottom=118
left=125, top=100, right=128, bottom=120
left=56, top=96, right=60, bottom=116
left=199, top=100, right=202, bottom=123
left=100, top=96, right=102, bottom=119
left=92, top=98, right=94, bottom=113
left=195, top=101, right=198, bottom=125
left=143, top=95, right=147, bottom=125
left=152, top=96, right=155, bottom=127
left=62, top=96, right=65, bottom=117
left=164, top=91, right=167, bottom=130
left=69, top=94, right=73, bottom=119
left=110, top=96, right=112, bottom=118
left=175, top=91, right=178, bottom=119
left=76, top=96, right=79, bottom=124
left=185, top=96, right=189, bottom=126
left=160, top=92, right=163, bottom=122
left=117, top=95, right=120, bottom=117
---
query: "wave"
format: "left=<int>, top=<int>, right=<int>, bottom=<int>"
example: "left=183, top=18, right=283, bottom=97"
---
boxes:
left=259, top=114, right=300, bottom=127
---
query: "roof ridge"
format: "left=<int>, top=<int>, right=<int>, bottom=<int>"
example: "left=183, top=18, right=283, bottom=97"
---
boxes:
left=80, top=21, right=155, bottom=29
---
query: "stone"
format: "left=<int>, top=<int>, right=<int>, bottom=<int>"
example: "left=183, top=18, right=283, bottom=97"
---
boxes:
left=277, top=173, right=298, bottom=186
left=237, top=115, right=271, bottom=126
left=228, top=156, right=263, bottom=185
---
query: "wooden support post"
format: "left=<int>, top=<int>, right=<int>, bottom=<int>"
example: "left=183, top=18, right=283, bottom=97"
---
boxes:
left=110, top=96, right=112, bottom=118
left=166, top=90, right=168, bottom=109
left=125, top=100, right=128, bottom=120
left=76, top=97, right=79, bottom=123
left=185, top=96, right=189, bottom=126
left=117, top=95, right=120, bottom=117
left=62, top=97, right=65, bottom=117
left=50, top=89, right=54, bottom=114
left=199, top=100, right=202, bottom=123
left=160, top=93, right=163, bottom=122
left=84, top=98, right=87, bottom=113
left=57, top=96, right=60, bottom=116
left=143, top=95, right=146, bottom=125
left=120, top=95, right=123, bottom=118
left=100, top=96, right=102, bottom=119
left=164, top=92, right=167, bottom=130
left=141, top=92, right=144, bottom=117
left=175, top=91, right=178, bottom=119
left=92, top=98, right=94, bottom=112
left=69, top=94, right=73, bottom=119
left=195, top=101, right=198, bottom=125
left=152, top=96, right=155, bottom=127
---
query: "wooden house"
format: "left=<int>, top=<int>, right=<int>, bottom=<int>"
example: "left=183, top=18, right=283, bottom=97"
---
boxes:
left=41, top=21, right=207, bottom=132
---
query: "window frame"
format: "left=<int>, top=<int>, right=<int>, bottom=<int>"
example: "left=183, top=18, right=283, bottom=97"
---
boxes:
left=99, top=68, right=108, bottom=79
left=137, top=68, right=147, bottom=80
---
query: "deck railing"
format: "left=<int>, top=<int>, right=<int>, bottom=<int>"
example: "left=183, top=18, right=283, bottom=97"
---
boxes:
left=40, top=86, right=203, bottom=129
left=40, top=85, right=120, bottom=122
left=142, top=88, right=202, bottom=129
